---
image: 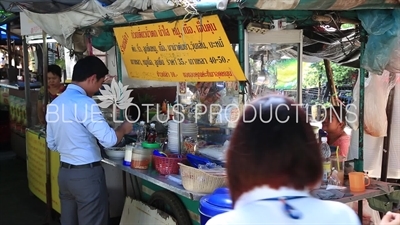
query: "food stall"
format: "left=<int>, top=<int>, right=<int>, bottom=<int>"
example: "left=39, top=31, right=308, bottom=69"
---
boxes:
left=18, top=0, right=400, bottom=224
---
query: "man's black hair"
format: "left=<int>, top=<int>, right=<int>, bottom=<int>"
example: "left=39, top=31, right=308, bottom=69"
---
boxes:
left=72, top=56, right=108, bottom=82
left=48, top=64, right=62, bottom=78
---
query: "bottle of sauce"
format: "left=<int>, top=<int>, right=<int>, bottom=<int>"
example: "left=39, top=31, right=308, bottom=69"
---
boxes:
left=138, top=121, right=146, bottom=144
left=147, top=123, right=157, bottom=143
left=161, top=99, right=167, bottom=114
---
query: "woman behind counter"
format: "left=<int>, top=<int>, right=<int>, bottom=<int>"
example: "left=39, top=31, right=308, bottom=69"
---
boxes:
left=206, top=95, right=360, bottom=225
left=37, top=64, right=65, bottom=125
left=322, top=105, right=350, bottom=158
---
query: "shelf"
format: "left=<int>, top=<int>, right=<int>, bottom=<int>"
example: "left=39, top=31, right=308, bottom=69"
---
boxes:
left=0, top=83, right=41, bottom=90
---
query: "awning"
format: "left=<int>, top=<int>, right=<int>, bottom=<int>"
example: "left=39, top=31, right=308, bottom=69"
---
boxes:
left=15, top=0, right=400, bottom=74
left=242, top=0, right=400, bottom=10
left=5, top=0, right=400, bottom=13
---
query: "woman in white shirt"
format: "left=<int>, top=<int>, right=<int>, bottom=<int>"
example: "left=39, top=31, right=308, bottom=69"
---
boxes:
left=206, top=95, right=360, bottom=225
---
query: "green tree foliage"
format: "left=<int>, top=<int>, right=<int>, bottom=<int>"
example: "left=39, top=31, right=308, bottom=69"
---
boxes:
left=303, top=61, right=358, bottom=88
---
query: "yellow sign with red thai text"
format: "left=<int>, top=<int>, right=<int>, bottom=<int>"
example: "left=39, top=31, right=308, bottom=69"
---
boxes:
left=114, top=15, right=246, bottom=82
left=26, top=130, right=61, bottom=213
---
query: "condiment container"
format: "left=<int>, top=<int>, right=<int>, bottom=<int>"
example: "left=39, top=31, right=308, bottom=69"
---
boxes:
left=123, top=144, right=133, bottom=166
left=131, top=147, right=152, bottom=170
left=146, top=123, right=157, bottom=143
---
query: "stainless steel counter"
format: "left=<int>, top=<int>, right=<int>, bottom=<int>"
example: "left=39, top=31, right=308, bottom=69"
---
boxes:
left=102, top=157, right=398, bottom=203
left=101, top=158, right=207, bottom=201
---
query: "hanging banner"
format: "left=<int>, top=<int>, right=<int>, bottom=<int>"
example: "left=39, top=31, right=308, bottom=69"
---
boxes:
left=26, top=130, right=61, bottom=213
left=26, top=131, right=46, bottom=203
left=114, top=15, right=246, bottom=82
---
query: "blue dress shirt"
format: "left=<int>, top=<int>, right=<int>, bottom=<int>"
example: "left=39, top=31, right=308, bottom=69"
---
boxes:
left=46, top=84, right=117, bottom=165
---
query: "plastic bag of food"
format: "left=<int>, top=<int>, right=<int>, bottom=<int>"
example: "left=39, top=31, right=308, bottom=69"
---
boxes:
left=358, top=71, right=396, bottom=137
left=348, top=71, right=396, bottom=136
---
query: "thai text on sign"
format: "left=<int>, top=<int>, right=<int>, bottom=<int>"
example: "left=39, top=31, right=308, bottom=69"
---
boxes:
left=114, top=15, right=246, bottom=82
left=26, top=130, right=61, bottom=213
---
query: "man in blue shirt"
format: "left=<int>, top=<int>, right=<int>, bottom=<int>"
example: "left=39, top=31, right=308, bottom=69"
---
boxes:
left=46, top=56, right=132, bottom=225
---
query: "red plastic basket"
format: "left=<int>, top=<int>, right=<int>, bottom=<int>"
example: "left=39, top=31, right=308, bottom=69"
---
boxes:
left=153, top=154, right=186, bottom=175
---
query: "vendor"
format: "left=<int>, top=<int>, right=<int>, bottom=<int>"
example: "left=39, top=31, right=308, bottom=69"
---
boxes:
left=37, top=64, right=66, bottom=125
left=322, top=105, right=350, bottom=158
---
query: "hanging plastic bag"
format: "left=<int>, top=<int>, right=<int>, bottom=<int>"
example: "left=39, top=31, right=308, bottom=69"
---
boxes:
left=364, top=71, right=396, bottom=137
left=348, top=71, right=396, bottom=136
left=386, top=39, right=400, bottom=73
left=358, top=9, right=400, bottom=74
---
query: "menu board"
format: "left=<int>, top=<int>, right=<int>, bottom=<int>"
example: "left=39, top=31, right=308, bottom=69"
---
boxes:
left=26, top=130, right=46, bottom=203
left=26, top=130, right=61, bottom=213
left=114, top=15, right=246, bottom=82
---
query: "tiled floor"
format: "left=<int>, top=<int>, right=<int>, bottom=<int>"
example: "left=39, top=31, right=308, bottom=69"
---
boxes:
left=0, top=157, right=56, bottom=225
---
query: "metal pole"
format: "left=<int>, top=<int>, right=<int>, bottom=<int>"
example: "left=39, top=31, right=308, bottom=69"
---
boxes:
left=115, top=45, right=123, bottom=120
left=355, top=25, right=367, bottom=224
left=177, top=85, right=182, bottom=155
left=297, top=41, right=303, bottom=104
left=238, top=18, right=246, bottom=101
left=355, top=27, right=366, bottom=172
left=23, top=36, right=32, bottom=128
left=42, top=30, right=52, bottom=224
left=43, top=32, right=49, bottom=112
left=380, top=86, right=395, bottom=182
left=6, top=23, right=12, bottom=66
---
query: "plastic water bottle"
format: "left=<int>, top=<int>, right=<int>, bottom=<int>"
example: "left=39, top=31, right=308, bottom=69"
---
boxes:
left=321, top=136, right=332, bottom=183
left=137, top=121, right=146, bottom=144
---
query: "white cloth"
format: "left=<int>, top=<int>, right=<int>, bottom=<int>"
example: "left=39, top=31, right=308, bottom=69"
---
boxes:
left=348, top=74, right=400, bottom=179
left=206, top=186, right=360, bottom=225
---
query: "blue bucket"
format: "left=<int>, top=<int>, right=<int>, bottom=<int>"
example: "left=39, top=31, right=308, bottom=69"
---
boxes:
left=199, top=187, right=233, bottom=225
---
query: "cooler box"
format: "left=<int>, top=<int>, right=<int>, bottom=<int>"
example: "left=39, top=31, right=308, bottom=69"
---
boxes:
left=199, top=187, right=233, bottom=225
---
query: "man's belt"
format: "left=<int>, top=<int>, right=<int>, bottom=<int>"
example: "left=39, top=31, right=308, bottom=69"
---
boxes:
left=60, top=161, right=101, bottom=169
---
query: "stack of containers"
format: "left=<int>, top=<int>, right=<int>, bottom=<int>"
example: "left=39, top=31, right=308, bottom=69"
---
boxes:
left=168, top=121, right=198, bottom=153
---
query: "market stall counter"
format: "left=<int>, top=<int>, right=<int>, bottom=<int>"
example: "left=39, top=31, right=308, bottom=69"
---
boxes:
left=102, top=154, right=400, bottom=225
left=102, top=158, right=206, bottom=201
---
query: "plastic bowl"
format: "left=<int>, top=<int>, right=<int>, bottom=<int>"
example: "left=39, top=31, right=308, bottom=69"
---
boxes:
left=104, top=147, right=125, bottom=159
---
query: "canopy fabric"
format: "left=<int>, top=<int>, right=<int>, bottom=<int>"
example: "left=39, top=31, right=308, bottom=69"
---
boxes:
left=16, top=0, right=400, bottom=74
left=17, top=0, right=400, bottom=50
left=243, top=0, right=400, bottom=10
left=5, top=0, right=400, bottom=13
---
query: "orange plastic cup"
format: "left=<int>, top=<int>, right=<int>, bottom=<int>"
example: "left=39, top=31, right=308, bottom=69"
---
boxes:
left=348, top=172, right=370, bottom=192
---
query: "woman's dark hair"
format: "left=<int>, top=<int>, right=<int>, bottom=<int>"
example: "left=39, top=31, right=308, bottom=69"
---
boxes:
left=48, top=64, right=62, bottom=78
left=330, top=105, right=347, bottom=126
left=72, top=56, right=108, bottom=82
left=226, top=95, right=322, bottom=204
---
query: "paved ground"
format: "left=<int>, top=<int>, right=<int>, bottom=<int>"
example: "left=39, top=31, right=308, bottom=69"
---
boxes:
left=0, top=155, right=120, bottom=225
left=0, top=157, right=57, bottom=225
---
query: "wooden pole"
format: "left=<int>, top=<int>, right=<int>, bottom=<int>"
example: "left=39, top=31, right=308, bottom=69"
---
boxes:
left=323, top=59, right=340, bottom=106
